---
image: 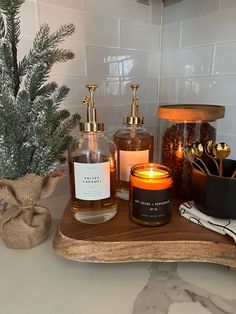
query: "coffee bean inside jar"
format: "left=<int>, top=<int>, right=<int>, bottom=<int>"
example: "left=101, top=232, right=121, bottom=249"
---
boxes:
left=157, top=105, right=225, bottom=200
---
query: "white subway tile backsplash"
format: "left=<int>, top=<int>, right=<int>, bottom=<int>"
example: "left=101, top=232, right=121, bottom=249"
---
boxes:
left=120, top=19, right=160, bottom=51
left=39, top=3, right=79, bottom=31
left=87, top=46, right=158, bottom=77
left=39, top=0, right=85, bottom=11
left=84, top=0, right=151, bottom=23
left=21, top=0, right=37, bottom=36
left=213, top=42, right=236, bottom=75
left=178, top=76, right=236, bottom=105
left=140, top=102, right=158, bottom=126
left=181, top=8, right=236, bottom=48
left=99, top=104, right=130, bottom=129
left=217, top=105, right=236, bottom=135
left=220, top=0, right=236, bottom=11
left=120, top=78, right=158, bottom=104
left=163, top=0, right=219, bottom=24
left=161, top=22, right=181, bottom=51
left=80, top=13, right=119, bottom=47
left=161, top=46, right=214, bottom=77
left=39, top=4, right=119, bottom=47
left=150, top=0, right=162, bottom=25
left=159, top=78, right=178, bottom=104
left=51, top=75, right=121, bottom=109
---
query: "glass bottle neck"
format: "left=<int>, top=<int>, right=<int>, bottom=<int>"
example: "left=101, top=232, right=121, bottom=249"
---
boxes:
left=80, top=131, right=104, bottom=138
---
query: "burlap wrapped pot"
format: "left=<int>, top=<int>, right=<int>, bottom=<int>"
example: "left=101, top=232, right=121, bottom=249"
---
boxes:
left=0, top=172, right=62, bottom=249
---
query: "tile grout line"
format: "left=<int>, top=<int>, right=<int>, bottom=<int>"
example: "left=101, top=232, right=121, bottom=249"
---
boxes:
left=35, top=0, right=40, bottom=31
left=211, top=44, right=217, bottom=76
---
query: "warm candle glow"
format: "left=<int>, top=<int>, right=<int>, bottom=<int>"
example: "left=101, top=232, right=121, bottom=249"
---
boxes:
left=130, top=164, right=173, bottom=190
left=129, top=163, right=173, bottom=226
left=138, top=169, right=167, bottom=179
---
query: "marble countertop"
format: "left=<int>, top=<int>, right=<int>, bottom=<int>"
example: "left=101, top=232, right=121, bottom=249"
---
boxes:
left=1, top=192, right=236, bottom=314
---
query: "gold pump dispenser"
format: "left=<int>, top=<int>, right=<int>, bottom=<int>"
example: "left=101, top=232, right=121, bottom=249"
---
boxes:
left=123, top=84, right=144, bottom=125
left=79, top=84, right=104, bottom=132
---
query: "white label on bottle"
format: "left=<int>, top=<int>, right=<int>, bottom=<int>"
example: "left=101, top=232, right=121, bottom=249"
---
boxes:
left=74, top=162, right=110, bottom=200
left=119, top=150, right=149, bottom=182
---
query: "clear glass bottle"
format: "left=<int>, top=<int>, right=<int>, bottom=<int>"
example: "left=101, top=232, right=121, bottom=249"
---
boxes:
left=68, top=84, right=117, bottom=224
left=113, top=84, right=154, bottom=200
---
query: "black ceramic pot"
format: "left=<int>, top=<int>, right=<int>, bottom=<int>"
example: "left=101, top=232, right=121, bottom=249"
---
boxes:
left=192, top=159, right=236, bottom=219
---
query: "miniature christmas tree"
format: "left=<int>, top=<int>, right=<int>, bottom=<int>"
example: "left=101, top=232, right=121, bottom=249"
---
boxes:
left=0, top=0, right=81, bottom=249
left=0, top=0, right=81, bottom=180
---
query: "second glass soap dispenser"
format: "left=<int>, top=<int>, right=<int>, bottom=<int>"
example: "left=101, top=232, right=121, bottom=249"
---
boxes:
left=113, top=84, right=154, bottom=200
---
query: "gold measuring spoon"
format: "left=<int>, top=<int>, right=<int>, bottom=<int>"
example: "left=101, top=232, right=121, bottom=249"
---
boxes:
left=212, top=142, right=231, bottom=176
left=205, top=140, right=219, bottom=174
left=192, top=141, right=211, bottom=175
left=184, top=144, right=206, bottom=173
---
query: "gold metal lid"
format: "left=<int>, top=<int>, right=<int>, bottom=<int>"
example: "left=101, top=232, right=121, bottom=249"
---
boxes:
left=79, top=84, right=104, bottom=132
left=123, top=84, right=144, bottom=125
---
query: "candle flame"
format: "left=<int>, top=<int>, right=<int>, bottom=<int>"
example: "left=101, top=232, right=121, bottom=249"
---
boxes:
left=149, top=168, right=154, bottom=177
left=138, top=170, right=166, bottom=178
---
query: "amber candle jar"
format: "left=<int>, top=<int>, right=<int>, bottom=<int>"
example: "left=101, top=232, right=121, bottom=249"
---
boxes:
left=129, top=163, right=173, bottom=226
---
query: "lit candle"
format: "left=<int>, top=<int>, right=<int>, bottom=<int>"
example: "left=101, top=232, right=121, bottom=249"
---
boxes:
left=129, top=163, right=173, bottom=226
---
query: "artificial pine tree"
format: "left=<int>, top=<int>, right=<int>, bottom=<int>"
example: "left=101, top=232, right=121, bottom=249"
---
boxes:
left=0, top=0, right=81, bottom=180
left=0, top=0, right=81, bottom=249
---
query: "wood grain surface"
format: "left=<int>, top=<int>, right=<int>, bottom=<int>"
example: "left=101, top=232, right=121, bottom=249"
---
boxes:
left=158, top=104, right=225, bottom=121
left=53, top=199, right=236, bottom=266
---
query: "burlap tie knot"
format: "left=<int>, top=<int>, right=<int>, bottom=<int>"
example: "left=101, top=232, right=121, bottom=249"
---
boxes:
left=0, top=173, right=62, bottom=249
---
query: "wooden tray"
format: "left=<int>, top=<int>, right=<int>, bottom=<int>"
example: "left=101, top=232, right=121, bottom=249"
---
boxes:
left=53, top=199, right=236, bottom=267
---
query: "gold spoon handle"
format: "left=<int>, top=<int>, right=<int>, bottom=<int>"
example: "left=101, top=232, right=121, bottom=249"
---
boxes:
left=192, top=161, right=206, bottom=174
left=219, top=159, right=223, bottom=177
left=209, top=156, right=219, bottom=174
left=231, top=169, right=236, bottom=178
left=196, top=157, right=211, bottom=175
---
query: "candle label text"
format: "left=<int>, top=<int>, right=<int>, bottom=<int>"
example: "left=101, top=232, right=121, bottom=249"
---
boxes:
left=132, top=187, right=172, bottom=221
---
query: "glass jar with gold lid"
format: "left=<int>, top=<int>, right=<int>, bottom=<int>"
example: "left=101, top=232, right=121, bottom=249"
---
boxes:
left=157, top=104, right=225, bottom=200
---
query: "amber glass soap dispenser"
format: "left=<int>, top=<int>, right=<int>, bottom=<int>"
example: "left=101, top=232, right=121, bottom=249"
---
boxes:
left=113, top=84, right=154, bottom=200
left=68, top=85, right=117, bottom=224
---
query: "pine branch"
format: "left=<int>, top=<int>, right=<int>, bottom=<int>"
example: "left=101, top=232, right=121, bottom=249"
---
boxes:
left=0, top=40, right=14, bottom=93
left=47, top=23, right=75, bottom=47
left=37, top=82, right=58, bottom=98
left=0, top=1, right=80, bottom=179
left=24, top=63, right=51, bottom=101
left=0, top=11, right=6, bottom=38
left=18, top=23, right=75, bottom=78
left=51, top=85, right=70, bottom=106
left=0, top=0, right=24, bottom=96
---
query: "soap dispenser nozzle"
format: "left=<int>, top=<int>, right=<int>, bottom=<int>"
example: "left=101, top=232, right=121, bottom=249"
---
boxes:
left=123, top=84, right=144, bottom=125
left=80, top=84, right=104, bottom=132
left=131, top=84, right=139, bottom=117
